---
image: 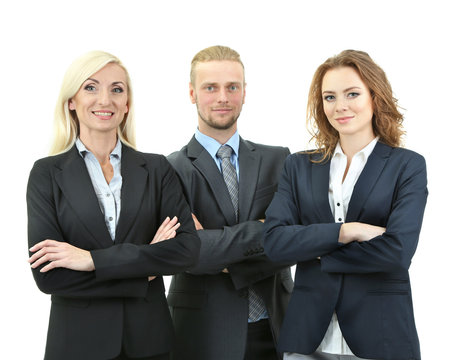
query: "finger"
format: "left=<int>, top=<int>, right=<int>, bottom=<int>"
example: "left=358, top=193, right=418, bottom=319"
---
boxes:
left=29, top=239, right=59, bottom=252
left=30, top=252, right=57, bottom=269
left=28, top=244, right=61, bottom=264
left=158, top=217, right=179, bottom=236
left=40, top=259, right=62, bottom=273
left=162, top=223, right=180, bottom=240
left=155, top=217, right=170, bottom=234
left=166, top=222, right=180, bottom=234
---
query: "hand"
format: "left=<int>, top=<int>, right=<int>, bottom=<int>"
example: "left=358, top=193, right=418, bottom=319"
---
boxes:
left=148, top=276, right=156, bottom=281
left=29, top=239, right=95, bottom=273
left=258, top=219, right=265, bottom=223
left=192, top=213, right=204, bottom=230
left=339, top=222, right=386, bottom=244
left=151, top=216, right=180, bottom=244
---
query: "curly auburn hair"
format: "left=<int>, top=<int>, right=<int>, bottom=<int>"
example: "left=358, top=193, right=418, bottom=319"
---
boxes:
left=307, top=50, right=404, bottom=162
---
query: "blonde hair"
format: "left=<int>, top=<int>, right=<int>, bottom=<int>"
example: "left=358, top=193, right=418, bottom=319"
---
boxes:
left=307, top=50, right=404, bottom=162
left=190, top=45, right=244, bottom=85
left=50, top=50, right=136, bottom=155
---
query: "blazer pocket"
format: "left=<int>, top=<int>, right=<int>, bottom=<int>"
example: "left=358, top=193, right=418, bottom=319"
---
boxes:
left=51, top=295, right=90, bottom=308
left=367, top=289, right=408, bottom=296
left=167, top=291, right=207, bottom=309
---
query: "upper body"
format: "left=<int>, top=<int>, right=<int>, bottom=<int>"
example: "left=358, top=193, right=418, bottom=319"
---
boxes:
left=166, top=45, right=293, bottom=360
left=263, top=50, right=428, bottom=360
left=27, top=51, right=199, bottom=360
left=264, top=142, right=427, bottom=359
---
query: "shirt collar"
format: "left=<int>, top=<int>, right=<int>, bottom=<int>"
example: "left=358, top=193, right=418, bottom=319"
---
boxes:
left=195, top=128, right=240, bottom=159
left=75, top=137, right=122, bottom=159
left=333, top=137, right=379, bottom=161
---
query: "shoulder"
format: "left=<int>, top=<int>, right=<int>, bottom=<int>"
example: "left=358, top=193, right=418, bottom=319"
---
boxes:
left=131, top=148, right=171, bottom=168
left=167, top=145, right=190, bottom=166
left=241, top=139, right=290, bottom=163
left=287, top=150, right=321, bottom=165
left=390, top=146, right=425, bottom=163
left=122, top=146, right=174, bottom=177
left=243, top=139, right=289, bottom=154
left=30, top=148, right=74, bottom=175
left=387, top=147, right=427, bottom=181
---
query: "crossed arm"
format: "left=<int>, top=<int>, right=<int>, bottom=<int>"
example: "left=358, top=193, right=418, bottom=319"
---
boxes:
left=29, top=216, right=181, bottom=280
left=264, top=153, right=427, bottom=273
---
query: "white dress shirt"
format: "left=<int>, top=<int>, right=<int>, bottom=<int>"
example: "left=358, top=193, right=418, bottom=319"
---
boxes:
left=318, top=137, right=378, bottom=355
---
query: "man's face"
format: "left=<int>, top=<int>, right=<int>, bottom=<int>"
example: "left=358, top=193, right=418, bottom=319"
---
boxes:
left=190, top=60, right=246, bottom=135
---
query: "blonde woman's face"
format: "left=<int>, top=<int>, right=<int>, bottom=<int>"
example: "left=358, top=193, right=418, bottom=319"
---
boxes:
left=321, top=66, right=374, bottom=141
left=69, top=63, right=128, bottom=138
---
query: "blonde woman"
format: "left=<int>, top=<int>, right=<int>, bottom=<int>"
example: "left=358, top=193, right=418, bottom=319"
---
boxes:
left=264, top=50, right=427, bottom=360
left=27, top=51, right=200, bottom=360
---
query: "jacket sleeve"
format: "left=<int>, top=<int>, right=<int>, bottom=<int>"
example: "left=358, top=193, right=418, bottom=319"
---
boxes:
left=189, top=221, right=291, bottom=289
left=264, top=155, right=343, bottom=263
left=27, top=160, right=148, bottom=299
left=320, top=154, right=428, bottom=273
left=91, top=156, right=200, bottom=280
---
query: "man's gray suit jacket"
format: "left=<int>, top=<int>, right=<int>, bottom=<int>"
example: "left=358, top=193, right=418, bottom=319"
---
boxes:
left=167, top=136, right=294, bottom=360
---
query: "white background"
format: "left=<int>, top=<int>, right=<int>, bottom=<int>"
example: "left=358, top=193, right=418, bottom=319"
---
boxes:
left=1, top=0, right=450, bottom=358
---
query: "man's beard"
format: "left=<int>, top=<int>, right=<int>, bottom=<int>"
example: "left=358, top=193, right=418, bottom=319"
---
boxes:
left=197, top=109, right=240, bottom=131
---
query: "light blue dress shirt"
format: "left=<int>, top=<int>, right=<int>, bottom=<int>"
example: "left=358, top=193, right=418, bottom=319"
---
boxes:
left=75, top=138, right=122, bottom=241
left=195, top=128, right=240, bottom=178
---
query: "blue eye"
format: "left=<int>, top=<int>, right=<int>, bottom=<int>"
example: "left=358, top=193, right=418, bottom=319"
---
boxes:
left=206, top=86, right=215, bottom=91
left=230, top=85, right=238, bottom=91
left=112, top=87, right=124, bottom=93
left=348, top=92, right=359, bottom=98
left=84, top=85, right=96, bottom=91
left=324, top=95, right=335, bottom=102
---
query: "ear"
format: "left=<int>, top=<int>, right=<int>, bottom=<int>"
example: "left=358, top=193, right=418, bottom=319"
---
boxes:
left=68, top=99, right=76, bottom=111
left=189, top=82, right=196, bottom=104
left=242, top=82, right=247, bottom=105
left=125, top=104, right=129, bottom=113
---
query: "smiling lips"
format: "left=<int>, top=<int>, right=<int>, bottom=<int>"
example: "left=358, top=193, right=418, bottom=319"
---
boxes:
left=335, top=116, right=354, bottom=124
left=93, top=111, right=114, bottom=119
left=212, top=108, right=232, bottom=114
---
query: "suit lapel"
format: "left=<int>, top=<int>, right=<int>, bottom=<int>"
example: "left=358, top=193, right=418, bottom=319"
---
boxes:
left=187, top=136, right=237, bottom=226
left=114, top=145, right=148, bottom=243
left=54, top=146, right=113, bottom=248
left=346, top=142, right=392, bottom=221
left=311, top=153, right=335, bottom=223
left=238, top=139, right=259, bottom=222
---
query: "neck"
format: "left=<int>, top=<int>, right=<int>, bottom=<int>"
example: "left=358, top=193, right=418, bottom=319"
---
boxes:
left=198, top=123, right=237, bottom=145
left=339, top=132, right=375, bottom=160
left=79, top=130, right=118, bottom=164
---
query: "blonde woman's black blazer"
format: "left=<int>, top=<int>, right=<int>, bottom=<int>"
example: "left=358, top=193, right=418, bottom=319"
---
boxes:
left=27, top=144, right=200, bottom=360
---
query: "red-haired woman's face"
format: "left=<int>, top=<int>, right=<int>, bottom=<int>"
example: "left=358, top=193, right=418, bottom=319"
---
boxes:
left=321, top=66, right=374, bottom=142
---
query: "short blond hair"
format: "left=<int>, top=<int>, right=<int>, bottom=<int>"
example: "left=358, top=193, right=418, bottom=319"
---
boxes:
left=190, top=45, right=244, bottom=85
left=50, top=50, right=136, bottom=155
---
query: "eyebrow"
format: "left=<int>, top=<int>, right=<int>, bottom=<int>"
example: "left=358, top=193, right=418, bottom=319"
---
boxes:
left=202, top=81, right=241, bottom=86
left=83, top=78, right=126, bottom=87
left=322, top=86, right=362, bottom=95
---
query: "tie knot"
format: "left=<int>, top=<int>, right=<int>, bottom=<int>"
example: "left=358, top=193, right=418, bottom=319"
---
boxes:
left=216, top=145, right=233, bottom=160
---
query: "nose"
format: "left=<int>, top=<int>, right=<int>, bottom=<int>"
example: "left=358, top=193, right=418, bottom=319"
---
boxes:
left=217, top=87, right=228, bottom=103
left=335, top=97, right=348, bottom=112
left=98, top=88, right=112, bottom=106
